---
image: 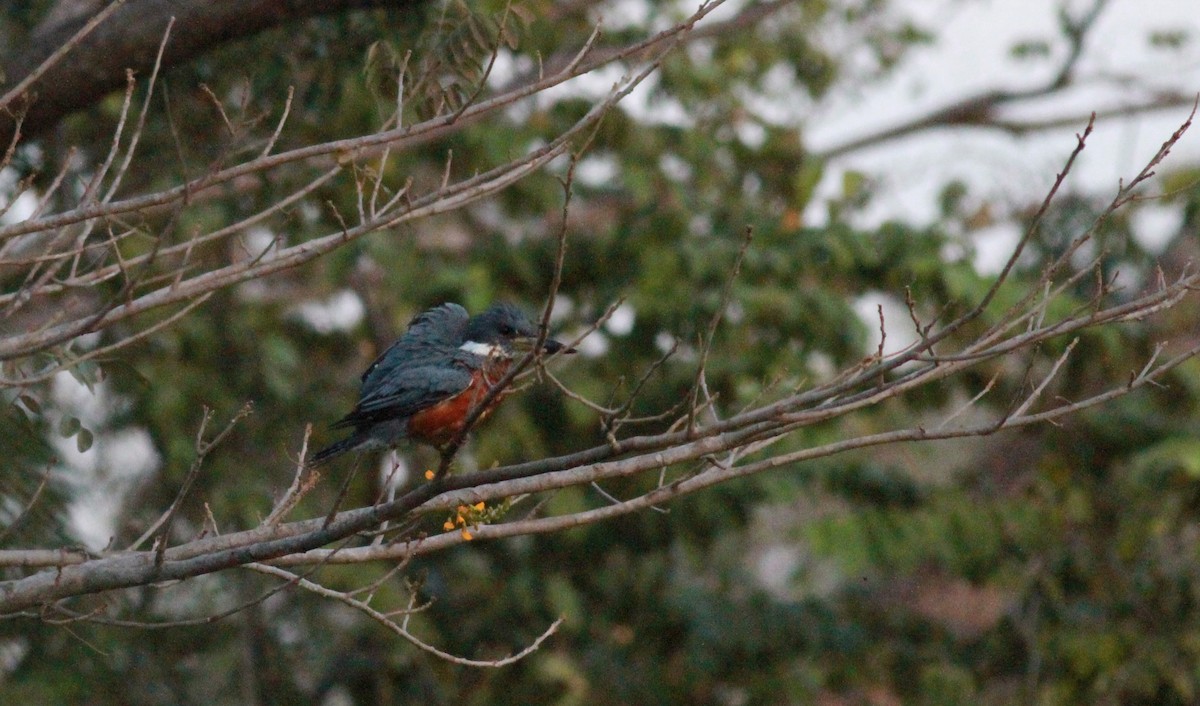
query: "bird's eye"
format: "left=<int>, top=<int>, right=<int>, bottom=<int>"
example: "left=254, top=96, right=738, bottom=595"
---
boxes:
left=499, top=324, right=515, bottom=336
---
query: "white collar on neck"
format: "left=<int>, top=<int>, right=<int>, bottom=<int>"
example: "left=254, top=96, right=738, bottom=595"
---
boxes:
left=459, top=340, right=507, bottom=357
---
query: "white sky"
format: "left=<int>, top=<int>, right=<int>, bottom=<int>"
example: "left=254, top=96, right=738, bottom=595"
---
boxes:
left=810, top=0, right=1200, bottom=353
left=808, top=0, right=1200, bottom=231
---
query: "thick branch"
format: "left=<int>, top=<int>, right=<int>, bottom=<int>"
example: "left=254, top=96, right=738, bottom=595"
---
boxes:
left=0, top=0, right=421, bottom=147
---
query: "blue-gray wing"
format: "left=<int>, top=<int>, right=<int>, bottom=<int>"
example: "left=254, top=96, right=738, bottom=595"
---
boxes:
left=334, top=364, right=472, bottom=429
left=359, top=303, right=469, bottom=386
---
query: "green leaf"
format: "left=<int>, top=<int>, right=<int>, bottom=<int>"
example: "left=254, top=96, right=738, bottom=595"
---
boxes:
left=1130, top=437, right=1200, bottom=479
left=76, top=428, right=94, bottom=453
left=938, top=179, right=968, bottom=217
left=841, top=170, right=867, bottom=199
left=793, top=160, right=824, bottom=211
left=363, top=40, right=402, bottom=103
left=67, top=360, right=103, bottom=392
left=1148, top=29, right=1189, bottom=50
left=18, top=394, right=41, bottom=416
left=59, top=415, right=81, bottom=438
left=1010, top=39, right=1052, bottom=59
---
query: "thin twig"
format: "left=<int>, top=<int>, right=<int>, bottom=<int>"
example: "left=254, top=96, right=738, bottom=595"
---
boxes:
left=0, top=470, right=50, bottom=545
left=103, top=16, right=175, bottom=203
left=248, top=562, right=562, bottom=667
left=259, top=86, right=294, bottom=158
left=0, top=0, right=128, bottom=112
left=686, top=226, right=753, bottom=436
left=128, top=403, right=252, bottom=558
left=265, top=424, right=314, bottom=526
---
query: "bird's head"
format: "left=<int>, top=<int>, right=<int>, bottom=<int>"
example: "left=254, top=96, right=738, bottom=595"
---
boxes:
left=461, top=303, right=573, bottom=358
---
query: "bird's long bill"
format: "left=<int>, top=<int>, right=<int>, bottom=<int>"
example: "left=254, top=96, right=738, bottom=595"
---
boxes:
left=513, top=336, right=575, bottom=355
left=543, top=338, right=576, bottom=355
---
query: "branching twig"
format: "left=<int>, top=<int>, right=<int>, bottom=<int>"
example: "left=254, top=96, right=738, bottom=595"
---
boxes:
left=686, top=226, right=753, bottom=436
left=0, top=0, right=128, bottom=113
left=0, top=470, right=50, bottom=546
left=127, top=403, right=252, bottom=561
left=247, top=562, right=561, bottom=667
left=265, top=424, right=314, bottom=526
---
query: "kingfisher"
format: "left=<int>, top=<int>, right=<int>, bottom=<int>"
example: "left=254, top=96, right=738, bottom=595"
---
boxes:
left=309, top=302, right=570, bottom=466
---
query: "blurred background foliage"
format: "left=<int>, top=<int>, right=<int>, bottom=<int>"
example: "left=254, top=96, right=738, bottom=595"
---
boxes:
left=3, top=0, right=1200, bottom=704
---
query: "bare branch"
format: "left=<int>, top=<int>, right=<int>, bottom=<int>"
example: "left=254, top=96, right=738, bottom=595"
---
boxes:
left=0, top=470, right=51, bottom=546
left=265, top=424, right=316, bottom=527
left=247, top=562, right=562, bottom=667
left=126, top=403, right=253, bottom=557
left=0, top=0, right=127, bottom=113
left=687, top=226, right=752, bottom=436
left=0, top=0, right=730, bottom=244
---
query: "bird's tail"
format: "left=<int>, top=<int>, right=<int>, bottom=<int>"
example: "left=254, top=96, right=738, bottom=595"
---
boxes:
left=307, top=434, right=364, bottom=467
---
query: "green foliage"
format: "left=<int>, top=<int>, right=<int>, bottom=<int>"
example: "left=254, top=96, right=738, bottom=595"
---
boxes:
left=368, top=0, right=535, bottom=118
left=1148, top=29, right=1191, bottom=50
left=4, top=0, right=1200, bottom=704
left=1010, top=39, right=1053, bottom=60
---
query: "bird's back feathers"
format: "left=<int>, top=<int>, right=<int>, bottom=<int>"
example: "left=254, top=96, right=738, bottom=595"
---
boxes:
left=332, top=364, right=473, bottom=429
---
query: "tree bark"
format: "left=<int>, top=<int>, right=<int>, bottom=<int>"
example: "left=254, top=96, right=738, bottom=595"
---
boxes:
left=0, top=0, right=420, bottom=148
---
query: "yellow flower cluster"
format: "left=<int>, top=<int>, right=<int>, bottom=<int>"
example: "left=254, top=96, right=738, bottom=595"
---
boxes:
left=443, top=501, right=487, bottom=541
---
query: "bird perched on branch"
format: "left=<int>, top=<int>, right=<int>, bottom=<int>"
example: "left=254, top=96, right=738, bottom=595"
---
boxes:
left=309, top=302, right=571, bottom=466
